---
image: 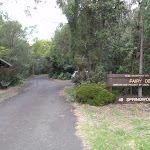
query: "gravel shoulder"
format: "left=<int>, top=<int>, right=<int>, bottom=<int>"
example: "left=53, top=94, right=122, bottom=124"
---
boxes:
left=0, top=85, right=20, bottom=103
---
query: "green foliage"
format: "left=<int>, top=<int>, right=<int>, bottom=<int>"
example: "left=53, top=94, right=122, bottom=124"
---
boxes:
left=65, top=87, right=76, bottom=102
left=71, top=75, right=80, bottom=85
left=58, top=72, right=64, bottom=79
left=78, top=103, right=150, bottom=150
left=32, top=40, right=52, bottom=58
left=63, top=72, right=72, bottom=79
left=31, top=40, right=52, bottom=75
left=55, top=0, right=150, bottom=95
left=112, top=110, right=124, bottom=116
left=58, top=72, right=71, bottom=80
left=0, top=46, right=12, bottom=57
left=45, top=24, right=75, bottom=79
left=76, top=83, right=114, bottom=106
left=52, top=73, right=59, bottom=79
left=57, top=0, right=130, bottom=74
left=131, top=119, right=142, bottom=125
left=0, top=13, right=34, bottom=85
left=0, top=69, right=25, bottom=86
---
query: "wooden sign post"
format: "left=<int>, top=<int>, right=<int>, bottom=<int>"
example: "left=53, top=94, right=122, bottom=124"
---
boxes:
left=107, top=72, right=150, bottom=103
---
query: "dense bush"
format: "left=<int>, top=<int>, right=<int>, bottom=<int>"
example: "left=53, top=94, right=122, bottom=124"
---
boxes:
left=63, top=72, right=72, bottom=80
left=86, top=71, right=100, bottom=83
left=76, top=82, right=114, bottom=106
left=49, top=72, right=71, bottom=80
left=86, top=66, right=107, bottom=83
left=58, top=72, right=71, bottom=80
left=0, top=67, right=29, bottom=86
left=71, top=75, right=80, bottom=84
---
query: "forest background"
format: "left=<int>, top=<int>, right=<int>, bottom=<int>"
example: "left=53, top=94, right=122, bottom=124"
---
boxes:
left=0, top=0, right=150, bottom=95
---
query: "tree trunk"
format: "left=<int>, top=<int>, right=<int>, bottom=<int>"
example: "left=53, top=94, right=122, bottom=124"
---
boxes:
left=77, top=67, right=86, bottom=82
left=130, top=52, right=136, bottom=95
left=138, top=10, right=144, bottom=97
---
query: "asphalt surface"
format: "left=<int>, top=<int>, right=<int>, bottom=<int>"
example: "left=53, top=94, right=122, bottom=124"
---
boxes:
left=0, top=75, right=82, bottom=150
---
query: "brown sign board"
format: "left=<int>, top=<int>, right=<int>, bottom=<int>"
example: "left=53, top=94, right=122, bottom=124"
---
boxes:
left=107, top=73, right=150, bottom=87
left=116, top=96, right=150, bottom=103
left=107, top=72, right=150, bottom=103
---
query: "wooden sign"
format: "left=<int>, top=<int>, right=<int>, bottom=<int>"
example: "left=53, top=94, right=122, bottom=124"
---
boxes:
left=107, top=73, right=150, bottom=87
left=107, top=72, right=150, bottom=103
left=116, top=96, right=150, bottom=103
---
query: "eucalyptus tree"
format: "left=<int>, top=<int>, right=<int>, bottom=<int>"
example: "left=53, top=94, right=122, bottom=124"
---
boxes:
left=31, top=40, right=52, bottom=74
left=137, top=0, right=150, bottom=96
left=0, top=14, right=32, bottom=84
left=0, top=20, right=25, bottom=49
left=45, top=24, right=75, bottom=77
left=57, top=0, right=129, bottom=74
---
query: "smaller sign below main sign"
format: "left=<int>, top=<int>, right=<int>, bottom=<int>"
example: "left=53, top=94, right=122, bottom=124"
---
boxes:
left=116, top=96, right=150, bottom=103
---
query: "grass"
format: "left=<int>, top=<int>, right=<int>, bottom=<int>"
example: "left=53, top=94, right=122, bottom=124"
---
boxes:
left=0, top=93, right=7, bottom=98
left=112, top=110, right=124, bottom=116
left=64, top=86, right=150, bottom=150
left=65, top=86, right=76, bottom=102
left=0, top=86, right=19, bottom=101
left=74, top=103, right=150, bottom=150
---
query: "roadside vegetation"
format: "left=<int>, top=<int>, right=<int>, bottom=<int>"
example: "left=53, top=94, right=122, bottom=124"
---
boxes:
left=0, top=1, right=150, bottom=149
left=1, top=1, right=150, bottom=96
left=75, top=103, right=150, bottom=150
left=65, top=86, right=150, bottom=150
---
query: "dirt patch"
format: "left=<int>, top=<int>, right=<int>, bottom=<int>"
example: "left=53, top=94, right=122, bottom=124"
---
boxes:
left=0, top=87, right=19, bottom=102
left=58, top=86, right=71, bottom=99
left=73, top=103, right=91, bottom=150
left=0, top=78, right=29, bottom=103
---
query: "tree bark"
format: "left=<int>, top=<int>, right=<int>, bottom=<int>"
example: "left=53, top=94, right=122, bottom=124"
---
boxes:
left=138, top=9, right=144, bottom=97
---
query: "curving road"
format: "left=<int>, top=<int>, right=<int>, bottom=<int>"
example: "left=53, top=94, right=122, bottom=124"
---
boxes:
left=0, top=75, right=82, bottom=150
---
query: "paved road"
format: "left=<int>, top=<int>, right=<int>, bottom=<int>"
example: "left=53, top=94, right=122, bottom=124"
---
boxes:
left=0, top=75, right=82, bottom=150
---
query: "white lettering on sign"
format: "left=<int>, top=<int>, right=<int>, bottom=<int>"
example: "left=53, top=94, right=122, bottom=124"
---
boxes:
left=129, top=79, right=142, bottom=84
left=126, top=98, right=150, bottom=102
left=145, top=79, right=150, bottom=83
left=118, top=98, right=123, bottom=102
left=112, top=84, right=139, bottom=86
left=143, top=84, right=149, bottom=86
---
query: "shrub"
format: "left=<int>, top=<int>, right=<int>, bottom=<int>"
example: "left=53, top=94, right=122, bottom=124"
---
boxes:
left=58, top=72, right=64, bottom=79
left=48, top=72, right=53, bottom=78
left=86, top=71, right=100, bottom=83
left=0, top=70, right=25, bottom=86
left=72, top=75, right=80, bottom=84
left=58, top=72, right=71, bottom=80
left=76, top=83, right=114, bottom=106
left=50, top=72, right=71, bottom=80
left=63, top=72, right=71, bottom=79
left=52, top=73, right=58, bottom=79
left=86, top=65, right=107, bottom=83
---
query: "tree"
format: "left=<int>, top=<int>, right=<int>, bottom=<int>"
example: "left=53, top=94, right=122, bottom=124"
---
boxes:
left=45, top=24, right=75, bottom=78
left=0, top=13, right=32, bottom=84
left=0, top=20, right=25, bottom=49
left=57, top=0, right=129, bottom=82
left=31, top=40, right=52, bottom=74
